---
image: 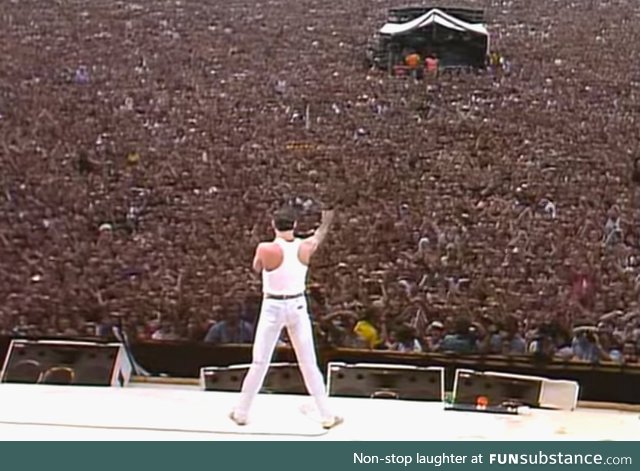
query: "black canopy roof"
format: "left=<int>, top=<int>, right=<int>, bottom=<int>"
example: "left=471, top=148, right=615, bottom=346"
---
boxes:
left=387, top=6, right=485, bottom=24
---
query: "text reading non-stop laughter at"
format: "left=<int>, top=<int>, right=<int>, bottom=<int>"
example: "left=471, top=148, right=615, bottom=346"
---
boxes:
left=354, top=453, right=477, bottom=466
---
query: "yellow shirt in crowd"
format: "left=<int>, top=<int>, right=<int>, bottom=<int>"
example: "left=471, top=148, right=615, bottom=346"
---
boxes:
left=354, top=320, right=381, bottom=349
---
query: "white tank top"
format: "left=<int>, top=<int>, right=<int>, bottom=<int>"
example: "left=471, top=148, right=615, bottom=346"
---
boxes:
left=262, top=238, right=308, bottom=295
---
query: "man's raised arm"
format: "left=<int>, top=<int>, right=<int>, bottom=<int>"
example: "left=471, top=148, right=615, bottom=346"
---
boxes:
left=304, top=210, right=336, bottom=255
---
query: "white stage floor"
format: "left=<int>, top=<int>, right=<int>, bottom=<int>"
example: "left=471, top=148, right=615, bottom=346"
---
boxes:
left=0, top=382, right=637, bottom=441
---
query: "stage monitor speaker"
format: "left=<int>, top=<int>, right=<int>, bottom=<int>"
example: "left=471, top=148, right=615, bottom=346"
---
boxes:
left=453, top=369, right=579, bottom=411
left=200, top=363, right=306, bottom=394
left=327, top=362, right=444, bottom=401
left=1, top=339, right=132, bottom=387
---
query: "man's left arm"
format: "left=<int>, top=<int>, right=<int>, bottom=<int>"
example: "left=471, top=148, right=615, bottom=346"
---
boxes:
left=252, top=244, right=264, bottom=273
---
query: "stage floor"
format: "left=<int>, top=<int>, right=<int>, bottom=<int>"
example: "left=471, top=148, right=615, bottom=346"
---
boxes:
left=0, top=382, right=637, bottom=440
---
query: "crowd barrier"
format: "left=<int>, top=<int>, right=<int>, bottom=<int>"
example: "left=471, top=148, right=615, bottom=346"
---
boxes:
left=0, top=336, right=638, bottom=403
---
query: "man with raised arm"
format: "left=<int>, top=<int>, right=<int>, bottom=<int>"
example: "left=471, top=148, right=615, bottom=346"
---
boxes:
left=230, top=206, right=343, bottom=429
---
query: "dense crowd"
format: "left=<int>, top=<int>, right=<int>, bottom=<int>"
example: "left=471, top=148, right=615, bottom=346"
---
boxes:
left=1, top=0, right=640, bottom=364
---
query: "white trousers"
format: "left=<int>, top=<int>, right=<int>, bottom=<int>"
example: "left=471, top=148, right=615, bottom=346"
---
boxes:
left=233, top=296, right=333, bottom=422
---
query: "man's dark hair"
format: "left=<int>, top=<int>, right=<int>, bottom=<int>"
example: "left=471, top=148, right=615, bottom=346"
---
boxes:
left=273, top=206, right=297, bottom=231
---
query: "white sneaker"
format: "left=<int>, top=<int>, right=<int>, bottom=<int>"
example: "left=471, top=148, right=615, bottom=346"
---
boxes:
left=321, top=416, right=344, bottom=430
left=229, top=411, right=247, bottom=426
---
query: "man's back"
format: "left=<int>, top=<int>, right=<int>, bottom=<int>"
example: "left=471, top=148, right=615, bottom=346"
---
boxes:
left=257, top=238, right=308, bottom=295
left=256, top=236, right=318, bottom=269
left=252, top=209, right=335, bottom=280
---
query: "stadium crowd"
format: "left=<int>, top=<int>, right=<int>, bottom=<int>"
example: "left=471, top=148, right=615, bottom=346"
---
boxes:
left=0, top=0, right=639, bottom=364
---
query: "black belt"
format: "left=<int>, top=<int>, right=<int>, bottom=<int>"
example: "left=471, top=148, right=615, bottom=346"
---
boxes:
left=264, top=292, right=305, bottom=300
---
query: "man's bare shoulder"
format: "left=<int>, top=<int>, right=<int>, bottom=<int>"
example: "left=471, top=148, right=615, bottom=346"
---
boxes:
left=257, top=241, right=282, bottom=254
